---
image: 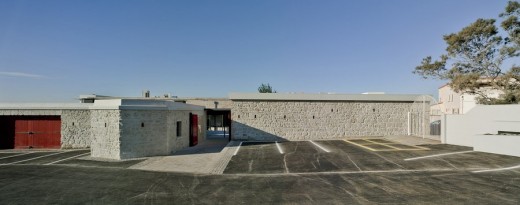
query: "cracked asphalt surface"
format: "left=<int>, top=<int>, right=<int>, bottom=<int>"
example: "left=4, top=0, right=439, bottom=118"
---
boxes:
left=0, top=140, right=519, bottom=204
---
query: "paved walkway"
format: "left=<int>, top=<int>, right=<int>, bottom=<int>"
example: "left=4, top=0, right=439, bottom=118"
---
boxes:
left=129, top=138, right=240, bottom=174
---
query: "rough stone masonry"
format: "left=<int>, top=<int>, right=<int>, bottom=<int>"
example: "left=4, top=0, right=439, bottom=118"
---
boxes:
left=230, top=93, right=427, bottom=141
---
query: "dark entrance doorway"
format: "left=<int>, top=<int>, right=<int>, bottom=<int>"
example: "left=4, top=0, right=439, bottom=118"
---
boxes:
left=0, top=117, right=15, bottom=149
left=206, top=109, right=231, bottom=141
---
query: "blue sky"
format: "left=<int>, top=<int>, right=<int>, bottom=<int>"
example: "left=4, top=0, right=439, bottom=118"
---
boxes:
left=0, top=0, right=513, bottom=102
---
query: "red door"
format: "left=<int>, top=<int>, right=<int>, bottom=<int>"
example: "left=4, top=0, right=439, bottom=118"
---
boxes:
left=15, top=117, right=61, bottom=149
left=14, top=119, right=30, bottom=149
left=190, top=114, right=198, bottom=147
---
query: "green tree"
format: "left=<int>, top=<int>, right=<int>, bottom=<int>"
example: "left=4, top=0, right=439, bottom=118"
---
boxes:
left=414, top=1, right=520, bottom=104
left=258, top=83, right=276, bottom=93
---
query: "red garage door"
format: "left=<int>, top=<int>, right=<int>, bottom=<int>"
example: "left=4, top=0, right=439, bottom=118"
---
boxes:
left=14, top=117, right=61, bottom=149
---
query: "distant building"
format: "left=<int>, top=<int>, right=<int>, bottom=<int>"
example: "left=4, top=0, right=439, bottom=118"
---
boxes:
left=432, top=84, right=502, bottom=115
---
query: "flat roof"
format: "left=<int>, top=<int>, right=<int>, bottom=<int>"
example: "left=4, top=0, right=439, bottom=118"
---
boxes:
left=229, top=93, right=430, bottom=102
left=0, top=103, right=90, bottom=110
left=0, top=99, right=205, bottom=111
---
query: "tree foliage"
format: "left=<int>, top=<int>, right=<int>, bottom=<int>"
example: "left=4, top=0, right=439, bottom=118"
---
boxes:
left=414, top=1, right=520, bottom=104
left=258, top=83, right=276, bottom=93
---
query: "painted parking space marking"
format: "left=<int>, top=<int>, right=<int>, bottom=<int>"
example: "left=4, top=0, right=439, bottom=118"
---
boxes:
left=309, top=141, right=330, bottom=153
left=343, top=140, right=379, bottom=151
left=4, top=152, right=65, bottom=165
left=343, top=140, right=395, bottom=151
left=227, top=168, right=491, bottom=176
left=233, top=142, right=243, bottom=156
left=364, top=139, right=430, bottom=151
left=472, top=164, right=520, bottom=173
left=0, top=152, right=33, bottom=160
left=45, top=152, right=91, bottom=165
left=344, top=139, right=429, bottom=152
left=275, top=141, right=284, bottom=154
left=404, top=151, right=474, bottom=161
left=364, top=139, right=403, bottom=150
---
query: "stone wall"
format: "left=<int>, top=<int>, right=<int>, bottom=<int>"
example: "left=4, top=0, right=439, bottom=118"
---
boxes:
left=167, top=111, right=189, bottom=153
left=167, top=110, right=206, bottom=153
left=118, top=110, right=206, bottom=159
left=186, top=99, right=232, bottom=109
left=119, top=110, right=167, bottom=159
left=61, top=110, right=91, bottom=149
left=90, top=110, right=121, bottom=159
left=231, top=101, right=412, bottom=141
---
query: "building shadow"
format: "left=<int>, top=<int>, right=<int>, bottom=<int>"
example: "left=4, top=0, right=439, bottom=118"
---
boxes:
left=231, top=121, right=288, bottom=142
left=172, top=137, right=229, bottom=156
left=172, top=121, right=288, bottom=155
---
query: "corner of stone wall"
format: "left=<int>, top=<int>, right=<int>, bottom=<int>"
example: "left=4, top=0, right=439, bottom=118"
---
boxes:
left=90, top=109, right=122, bottom=160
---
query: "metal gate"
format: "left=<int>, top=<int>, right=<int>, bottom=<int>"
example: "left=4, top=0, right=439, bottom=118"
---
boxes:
left=407, top=95, right=440, bottom=139
left=408, top=112, right=423, bottom=137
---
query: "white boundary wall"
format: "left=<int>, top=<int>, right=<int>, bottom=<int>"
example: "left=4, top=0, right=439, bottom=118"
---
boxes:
left=474, top=134, right=520, bottom=157
left=442, top=105, right=520, bottom=147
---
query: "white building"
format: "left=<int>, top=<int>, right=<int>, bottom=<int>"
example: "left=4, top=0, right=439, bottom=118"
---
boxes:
left=433, top=84, right=502, bottom=114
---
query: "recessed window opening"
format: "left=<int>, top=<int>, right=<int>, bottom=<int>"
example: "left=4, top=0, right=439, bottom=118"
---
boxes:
left=104, top=123, right=107, bottom=127
left=72, top=122, right=75, bottom=126
left=238, top=115, right=240, bottom=119
left=331, top=109, right=334, bottom=112
left=372, top=108, right=376, bottom=112
left=284, top=115, right=286, bottom=119
left=254, top=115, right=256, bottom=119
left=176, top=121, right=182, bottom=137
left=312, top=116, right=315, bottom=119
left=141, top=122, right=145, bottom=127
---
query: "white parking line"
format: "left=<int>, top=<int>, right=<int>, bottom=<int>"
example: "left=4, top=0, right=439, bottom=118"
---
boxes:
left=4, top=152, right=65, bottom=165
left=0, top=152, right=32, bottom=160
left=228, top=168, right=481, bottom=176
left=472, top=164, right=520, bottom=173
left=45, top=152, right=91, bottom=165
left=275, top=141, right=284, bottom=154
left=309, top=141, right=330, bottom=153
left=404, top=151, right=473, bottom=161
left=233, top=142, right=243, bottom=156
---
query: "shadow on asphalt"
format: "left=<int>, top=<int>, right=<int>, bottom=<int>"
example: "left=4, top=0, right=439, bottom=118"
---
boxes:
left=172, top=137, right=230, bottom=156
left=57, top=158, right=146, bottom=168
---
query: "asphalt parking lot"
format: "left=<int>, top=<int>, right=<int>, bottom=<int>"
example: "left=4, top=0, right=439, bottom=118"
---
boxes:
left=0, top=139, right=519, bottom=204
left=224, top=139, right=520, bottom=174
left=0, top=149, right=144, bottom=168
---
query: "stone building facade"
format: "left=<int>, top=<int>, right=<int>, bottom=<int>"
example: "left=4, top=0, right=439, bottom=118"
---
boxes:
left=0, top=104, right=92, bottom=149
left=230, top=93, right=428, bottom=141
left=0, top=99, right=205, bottom=160
left=0, top=93, right=430, bottom=159
left=85, top=99, right=206, bottom=160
